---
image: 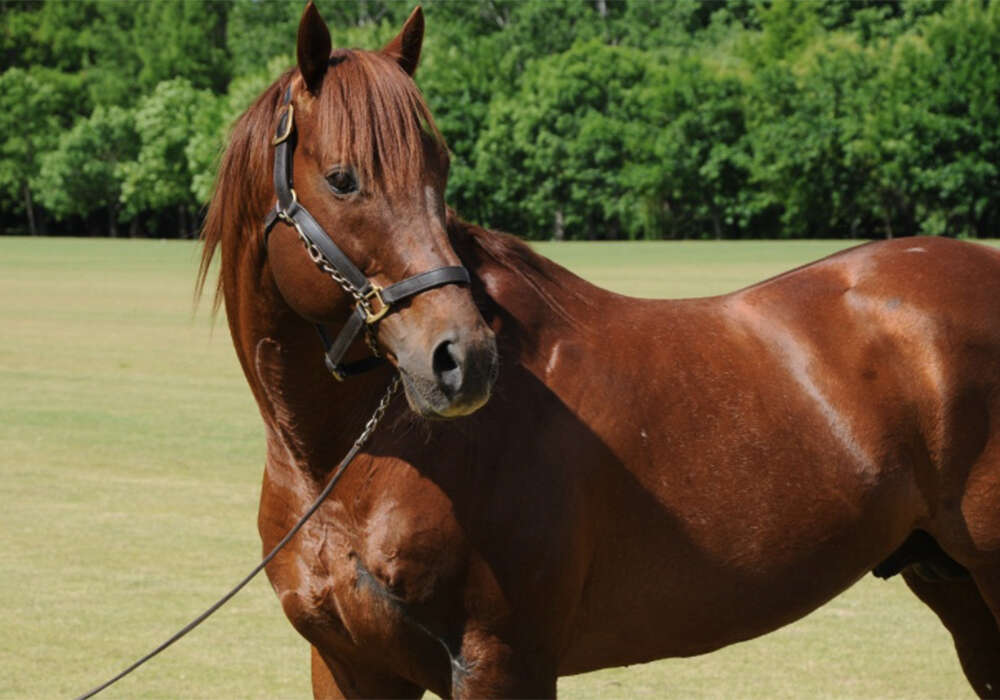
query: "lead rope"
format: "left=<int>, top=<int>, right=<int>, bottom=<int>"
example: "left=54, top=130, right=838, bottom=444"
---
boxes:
left=73, top=377, right=400, bottom=700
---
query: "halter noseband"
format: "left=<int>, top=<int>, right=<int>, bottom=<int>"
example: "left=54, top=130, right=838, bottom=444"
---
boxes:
left=263, top=86, right=470, bottom=381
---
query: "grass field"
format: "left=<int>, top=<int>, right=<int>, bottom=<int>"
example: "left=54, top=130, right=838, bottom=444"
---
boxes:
left=0, top=236, right=978, bottom=699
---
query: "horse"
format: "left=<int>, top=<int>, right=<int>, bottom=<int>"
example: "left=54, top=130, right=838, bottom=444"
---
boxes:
left=199, top=3, right=1000, bottom=697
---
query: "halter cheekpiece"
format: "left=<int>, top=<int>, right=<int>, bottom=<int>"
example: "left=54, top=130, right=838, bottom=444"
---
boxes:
left=263, top=86, right=470, bottom=380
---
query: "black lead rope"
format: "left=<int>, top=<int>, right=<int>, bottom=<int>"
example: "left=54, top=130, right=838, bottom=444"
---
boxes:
left=73, top=379, right=400, bottom=700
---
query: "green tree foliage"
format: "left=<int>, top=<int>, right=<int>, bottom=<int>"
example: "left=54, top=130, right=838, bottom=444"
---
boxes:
left=472, top=41, right=651, bottom=239
left=0, top=66, right=86, bottom=234
left=119, top=79, right=215, bottom=237
left=1, top=0, right=999, bottom=240
left=1, top=1, right=99, bottom=70
left=863, top=0, right=1000, bottom=237
left=2, top=2, right=140, bottom=108
left=227, top=0, right=302, bottom=78
left=35, top=106, right=137, bottom=236
left=746, top=34, right=883, bottom=238
left=131, top=1, right=230, bottom=94
left=624, top=57, right=753, bottom=240
left=82, top=4, right=143, bottom=109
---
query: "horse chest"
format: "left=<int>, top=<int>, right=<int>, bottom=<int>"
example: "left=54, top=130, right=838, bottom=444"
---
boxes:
left=350, top=494, right=467, bottom=604
left=263, top=473, right=469, bottom=659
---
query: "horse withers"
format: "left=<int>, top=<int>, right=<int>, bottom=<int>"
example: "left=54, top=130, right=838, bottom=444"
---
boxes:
left=200, top=3, right=1000, bottom=698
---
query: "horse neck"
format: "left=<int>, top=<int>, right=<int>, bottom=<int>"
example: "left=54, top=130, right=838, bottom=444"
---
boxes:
left=222, top=226, right=397, bottom=477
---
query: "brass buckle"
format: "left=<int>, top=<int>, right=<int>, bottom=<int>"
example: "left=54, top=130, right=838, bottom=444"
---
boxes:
left=272, top=104, right=294, bottom=145
left=276, top=187, right=299, bottom=223
left=362, top=285, right=391, bottom=324
left=277, top=188, right=298, bottom=223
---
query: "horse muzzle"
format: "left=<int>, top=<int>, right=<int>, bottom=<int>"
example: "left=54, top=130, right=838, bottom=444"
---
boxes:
left=396, top=327, right=498, bottom=418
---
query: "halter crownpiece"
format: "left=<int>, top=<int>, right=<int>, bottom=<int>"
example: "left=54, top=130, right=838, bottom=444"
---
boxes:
left=264, top=86, right=471, bottom=380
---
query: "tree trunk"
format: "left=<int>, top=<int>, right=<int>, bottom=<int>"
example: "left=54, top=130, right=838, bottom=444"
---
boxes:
left=711, top=210, right=722, bottom=240
left=595, top=0, right=608, bottom=18
left=108, top=203, right=119, bottom=238
left=553, top=208, right=565, bottom=241
left=179, top=204, right=188, bottom=238
left=23, top=183, right=37, bottom=236
left=881, top=192, right=895, bottom=239
left=129, top=216, right=140, bottom=238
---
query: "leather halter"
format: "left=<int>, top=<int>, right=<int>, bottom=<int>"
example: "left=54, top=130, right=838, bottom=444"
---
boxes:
left=263, top=86, right=470, bottom=380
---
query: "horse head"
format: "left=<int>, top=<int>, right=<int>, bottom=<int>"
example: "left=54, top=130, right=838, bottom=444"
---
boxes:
left=263, top=3, right=497, bottom=418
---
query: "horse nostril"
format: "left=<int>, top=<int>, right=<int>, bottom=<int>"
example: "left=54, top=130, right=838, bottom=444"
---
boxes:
left=432, top=340, right=463, bottom=395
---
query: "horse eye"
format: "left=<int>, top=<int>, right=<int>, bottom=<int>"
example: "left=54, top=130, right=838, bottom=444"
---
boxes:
left=326, top=169, right=358, bottom=195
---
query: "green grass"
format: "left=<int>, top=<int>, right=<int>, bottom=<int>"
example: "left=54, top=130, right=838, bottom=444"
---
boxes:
left=0, top=236, right=975, bottom=699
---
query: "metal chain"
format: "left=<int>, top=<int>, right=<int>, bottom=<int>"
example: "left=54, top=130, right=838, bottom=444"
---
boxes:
left=294, top=226, right=382, bottom=357
left=296, top=227, right=373, bottom=313
left=355, top=376, right=400, bottom=447
left=364, top=325, right=381, bottom=357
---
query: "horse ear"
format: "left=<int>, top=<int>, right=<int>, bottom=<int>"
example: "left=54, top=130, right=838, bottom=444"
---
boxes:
left=297, top=1, right=331, bottom=94
left=382, top=6, right=424, bottom=76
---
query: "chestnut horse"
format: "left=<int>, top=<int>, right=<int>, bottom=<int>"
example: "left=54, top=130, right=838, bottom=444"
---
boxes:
left=200, top=4, right=1000, bottom=697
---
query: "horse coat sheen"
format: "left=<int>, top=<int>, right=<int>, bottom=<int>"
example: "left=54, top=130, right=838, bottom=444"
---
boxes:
left=200, top=4, right=1000, bottom=698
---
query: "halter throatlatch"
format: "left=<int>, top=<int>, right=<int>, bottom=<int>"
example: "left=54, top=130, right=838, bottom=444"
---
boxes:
left=264, top=86, right=470, bottom=380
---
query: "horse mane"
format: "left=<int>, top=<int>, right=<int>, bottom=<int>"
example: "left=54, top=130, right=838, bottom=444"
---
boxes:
left=196, top=70, right=293, bottom=311
left=446, top=211, right=598, bottom=327
left=197, top=50, right=445, bottom=310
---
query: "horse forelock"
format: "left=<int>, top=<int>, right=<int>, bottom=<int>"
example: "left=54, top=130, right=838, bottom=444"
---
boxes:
left=314, top=49, right=446, bottom=191
left=197, top=50, right=445, bottom=311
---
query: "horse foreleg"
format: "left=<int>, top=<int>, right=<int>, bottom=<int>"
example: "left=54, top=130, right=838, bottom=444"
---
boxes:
left=902, top=570, right=1000, bottom=698
left=310, top=646, right=423, bottom=700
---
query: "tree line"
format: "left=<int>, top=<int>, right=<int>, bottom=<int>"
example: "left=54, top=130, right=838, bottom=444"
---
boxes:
left=1, top=0, right=998, bottom=240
